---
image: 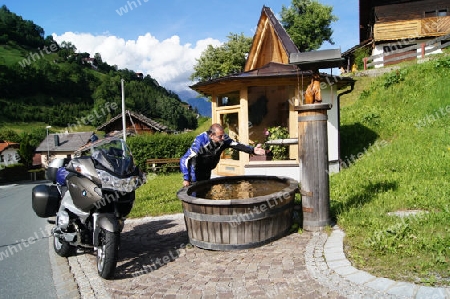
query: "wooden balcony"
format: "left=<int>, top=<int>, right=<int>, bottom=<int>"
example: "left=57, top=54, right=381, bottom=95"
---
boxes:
left=374, top=16, right=450, bottom=41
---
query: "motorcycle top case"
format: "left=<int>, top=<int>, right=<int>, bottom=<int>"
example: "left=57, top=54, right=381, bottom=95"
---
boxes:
left=32, top=184, right=60, bottom=218
left=46, top=158, right=65, bottom=183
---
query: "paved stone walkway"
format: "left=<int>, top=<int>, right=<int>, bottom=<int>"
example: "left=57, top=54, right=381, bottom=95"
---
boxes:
left=49, top=214, right=449, bottom=299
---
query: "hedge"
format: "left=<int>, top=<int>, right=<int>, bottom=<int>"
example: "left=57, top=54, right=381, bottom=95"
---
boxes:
left=127, top=132, right=197, bottom=172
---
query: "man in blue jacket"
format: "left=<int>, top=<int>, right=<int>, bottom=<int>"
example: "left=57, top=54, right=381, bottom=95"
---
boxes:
left=180, top=123, right=265, bottom=187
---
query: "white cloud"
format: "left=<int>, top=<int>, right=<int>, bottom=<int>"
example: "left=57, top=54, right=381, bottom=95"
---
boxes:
left=52, top=32, right=222, bottom=98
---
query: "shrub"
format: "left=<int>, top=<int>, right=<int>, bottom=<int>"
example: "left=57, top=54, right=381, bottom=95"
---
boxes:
left=354, top=46, right=372, bottom=70
left=127, top=132, right=196, bottom=172
left=265, top=126, right=290, bottom=160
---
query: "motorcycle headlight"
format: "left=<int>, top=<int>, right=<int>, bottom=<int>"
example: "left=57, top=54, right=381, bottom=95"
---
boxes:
left=97, top=170, right=140, bottom=192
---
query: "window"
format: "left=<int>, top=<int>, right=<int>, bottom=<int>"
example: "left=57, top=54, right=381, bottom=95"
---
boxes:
left=218, top=91, right=240, bottom=107
left=425, top=9, right=448, bottom=17
left=437, top=9, right=448, bottom=17
left=425, top=10, right=435, bottom=18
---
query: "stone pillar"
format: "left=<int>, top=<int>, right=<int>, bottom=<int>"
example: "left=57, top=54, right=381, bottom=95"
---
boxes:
left=295, top=103, right=332, bottom=231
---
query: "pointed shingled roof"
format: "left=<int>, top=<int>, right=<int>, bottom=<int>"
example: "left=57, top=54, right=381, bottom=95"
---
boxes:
left=96, top=110, right=169, bottom=133
left=190, top=5, right=354, bottom=96
left=244, top=6, right=300, bottom=72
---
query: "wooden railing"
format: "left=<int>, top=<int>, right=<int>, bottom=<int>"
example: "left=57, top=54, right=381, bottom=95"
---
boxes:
left=374, top=16, right=450, bottom=41
left=363, top=33, right=450, bottom=70
left=146, top=158, right=180, bottom=172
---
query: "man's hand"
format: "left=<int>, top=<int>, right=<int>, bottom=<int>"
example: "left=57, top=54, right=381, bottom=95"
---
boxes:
left=183, top=180, right=190, bottom=187
left=253, top=144, right=266, bottom=155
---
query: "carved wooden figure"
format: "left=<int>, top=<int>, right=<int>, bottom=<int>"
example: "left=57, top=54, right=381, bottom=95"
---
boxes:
left=304, top=72, right=322, bottom=104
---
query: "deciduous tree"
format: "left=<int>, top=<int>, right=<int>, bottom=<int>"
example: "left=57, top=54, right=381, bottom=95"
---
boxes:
left=280, top=0, right=337, bottom=52
left=190, top=33, right=252, bottom=82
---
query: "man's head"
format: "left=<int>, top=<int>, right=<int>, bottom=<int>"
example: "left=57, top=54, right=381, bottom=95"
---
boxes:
left=208, top=123, right=225, bottom=143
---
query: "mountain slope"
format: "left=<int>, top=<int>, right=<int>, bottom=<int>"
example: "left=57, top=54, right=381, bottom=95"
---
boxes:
left=0, top=5, right=198, bottom=131
left=185, top=97, right=212, bottom=117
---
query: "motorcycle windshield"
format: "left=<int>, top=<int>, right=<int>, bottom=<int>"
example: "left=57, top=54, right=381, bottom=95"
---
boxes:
left=91, top=138, right=135, bottom=176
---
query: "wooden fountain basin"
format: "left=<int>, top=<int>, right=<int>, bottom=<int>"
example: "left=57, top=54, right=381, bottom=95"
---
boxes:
left=177, top=175, right=299, bottom=250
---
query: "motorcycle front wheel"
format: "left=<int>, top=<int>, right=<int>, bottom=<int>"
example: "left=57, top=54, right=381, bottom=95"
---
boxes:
left=96, top=229, right=120, bottom=279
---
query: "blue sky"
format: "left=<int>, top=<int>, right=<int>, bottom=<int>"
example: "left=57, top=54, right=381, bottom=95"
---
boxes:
left=2, top=0, right=359, bottom=98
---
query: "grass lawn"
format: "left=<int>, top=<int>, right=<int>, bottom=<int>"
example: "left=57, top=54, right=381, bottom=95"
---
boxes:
left=0, top=44, right=30, bottom=65
left=130, top=172, right=183, bottom=218
left=330, top=54, right=450, bottom=286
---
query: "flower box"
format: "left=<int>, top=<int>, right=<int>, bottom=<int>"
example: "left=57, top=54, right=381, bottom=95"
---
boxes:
left=249, top=154, right=272, bottom=161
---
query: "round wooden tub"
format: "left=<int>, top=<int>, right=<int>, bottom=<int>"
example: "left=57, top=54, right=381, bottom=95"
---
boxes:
left=177, top=175, right=299, bottom=250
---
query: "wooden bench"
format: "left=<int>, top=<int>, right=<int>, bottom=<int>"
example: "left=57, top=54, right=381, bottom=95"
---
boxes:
left=146, top=158, right=180, bottom=172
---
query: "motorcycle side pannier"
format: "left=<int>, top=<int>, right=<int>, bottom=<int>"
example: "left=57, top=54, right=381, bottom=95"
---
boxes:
left=32, top=184, right=60, bottom=217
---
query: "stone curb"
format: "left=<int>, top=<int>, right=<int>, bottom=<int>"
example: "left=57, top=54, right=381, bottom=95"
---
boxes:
left=47, top=225, right=81, bottom=299
left=317, top=226, right=450, bottom=299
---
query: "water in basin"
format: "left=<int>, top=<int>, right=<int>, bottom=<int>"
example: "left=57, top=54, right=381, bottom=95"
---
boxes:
left=189, top=179, right=289, bottom=200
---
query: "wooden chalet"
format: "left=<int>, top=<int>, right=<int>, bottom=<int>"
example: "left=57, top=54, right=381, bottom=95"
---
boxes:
left=96, top=110, right=170, bottom=136
left=190, top=6, right=355, bottom=181
left=360, top=0, right=449, bottom=42
left=347, top=0, right=450, bottom=68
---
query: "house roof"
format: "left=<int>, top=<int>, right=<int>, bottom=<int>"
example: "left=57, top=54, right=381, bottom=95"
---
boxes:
left=245, top=6, right=300, bottom=71
left=190, top=62, right=354, bottom=95
left=96, top=110, right=169, bottom=133
left=0, top=141, right=20, bottom=153
left=289, top=49, right=345, bottom=69
left=342, top=39, right=373, bottom=58
left=35, top=132, right=93, bottom=153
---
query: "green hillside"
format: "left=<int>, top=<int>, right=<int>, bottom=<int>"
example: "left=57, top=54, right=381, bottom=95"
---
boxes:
left=0, top=5, right=197, bottom=131
left=332, top=53, right=450, bottom=286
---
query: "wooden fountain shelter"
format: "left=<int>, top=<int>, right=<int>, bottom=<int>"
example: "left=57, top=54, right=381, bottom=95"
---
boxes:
left=190, top=6, right=354, bottom=181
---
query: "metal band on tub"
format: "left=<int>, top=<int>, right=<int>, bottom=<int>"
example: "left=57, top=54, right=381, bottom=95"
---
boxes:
left=298, top=114, right=328, bottom=122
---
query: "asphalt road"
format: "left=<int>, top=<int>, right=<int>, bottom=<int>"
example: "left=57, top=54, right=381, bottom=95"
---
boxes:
left=0, top=182, right=57, bottom=299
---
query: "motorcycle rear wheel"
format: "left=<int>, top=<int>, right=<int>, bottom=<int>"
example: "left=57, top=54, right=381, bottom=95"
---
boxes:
left=53, top=234, right=76, bottom=257
left=96, top=229, right=119, bottom=279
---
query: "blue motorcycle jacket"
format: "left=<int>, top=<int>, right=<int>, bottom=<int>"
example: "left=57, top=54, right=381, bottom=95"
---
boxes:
left=180, top=132, right=254, bottom=182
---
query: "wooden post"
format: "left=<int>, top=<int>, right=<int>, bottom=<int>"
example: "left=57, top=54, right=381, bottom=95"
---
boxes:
left=421, top=43, right=426, bottom=59
left=239, top=88, right=249, bottom=169
left=296, top=103, right=332, bottom=231
left=363, top=57, right=368, bottom=70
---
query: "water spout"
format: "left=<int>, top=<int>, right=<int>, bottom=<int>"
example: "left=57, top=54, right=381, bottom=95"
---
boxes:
left=264, top=138, right=298, bottom=145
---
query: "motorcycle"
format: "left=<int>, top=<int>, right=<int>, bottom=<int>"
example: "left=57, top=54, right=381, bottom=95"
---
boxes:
left=32, top=137, right=144, bottom=279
